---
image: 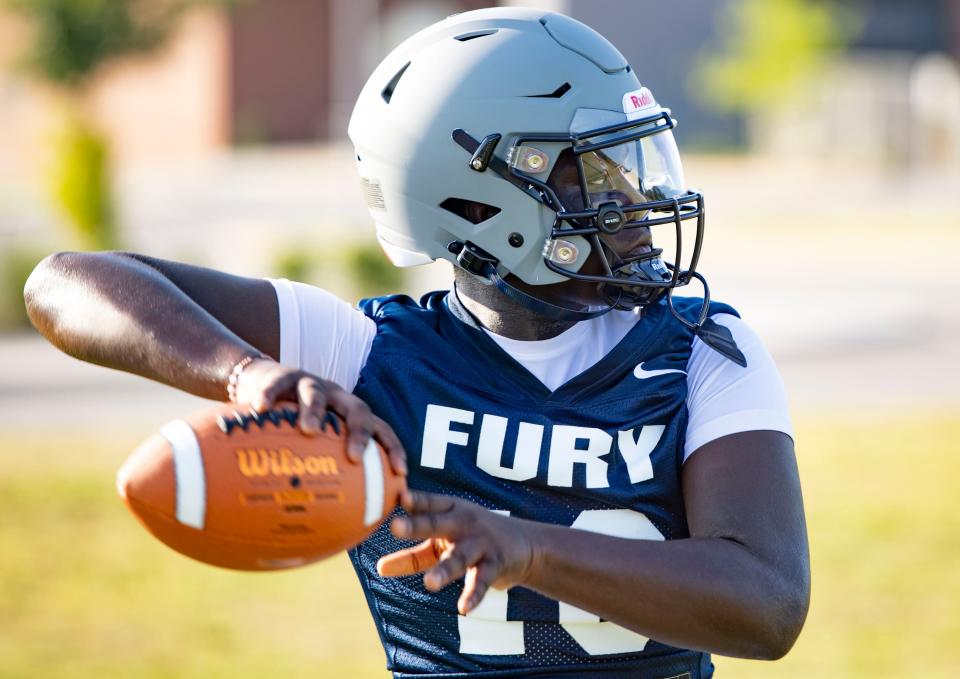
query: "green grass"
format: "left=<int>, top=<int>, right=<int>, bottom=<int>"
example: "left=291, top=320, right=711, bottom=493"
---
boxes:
left=1, top=414, right=958, bottom=677
left=0, top=433, right=389, bottom=679
left=715, top=414, right=960, bottom=678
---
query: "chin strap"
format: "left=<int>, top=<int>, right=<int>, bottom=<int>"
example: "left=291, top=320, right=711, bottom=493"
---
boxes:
left=487, top=265, right=617, bottom=322
left=453, top=241, right=617, bottom=322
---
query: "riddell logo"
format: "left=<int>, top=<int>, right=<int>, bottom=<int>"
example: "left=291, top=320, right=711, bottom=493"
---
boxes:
left=623, top=87, right=655, bottom=113
left=236, top=448, right=339, bottom=478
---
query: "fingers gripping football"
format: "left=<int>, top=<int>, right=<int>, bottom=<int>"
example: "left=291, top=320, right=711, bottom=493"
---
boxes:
left=325, top=386, right=375, bottom=462
left=233, top=358, right=407, bottom=476
left=295, top=377, right=328, bottom=433
left=377, top=492, right=536, bottom=615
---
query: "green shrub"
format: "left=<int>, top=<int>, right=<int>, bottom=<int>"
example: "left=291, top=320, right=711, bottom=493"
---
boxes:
left=48, top=114, right=117, bottom=251
left=0, top=248, right=45, bottom=331
left=273, top=248, right=314, bottom=284
left=344, top=242, right=404, bottom=299
left=271, top=239, right=407, bottom=302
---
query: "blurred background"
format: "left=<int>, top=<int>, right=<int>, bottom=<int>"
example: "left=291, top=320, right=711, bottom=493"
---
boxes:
left=1, top=1, right=958, bottom=677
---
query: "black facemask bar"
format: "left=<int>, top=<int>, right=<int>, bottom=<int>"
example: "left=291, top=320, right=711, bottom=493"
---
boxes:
left=450, top=117, right=746, bottom=365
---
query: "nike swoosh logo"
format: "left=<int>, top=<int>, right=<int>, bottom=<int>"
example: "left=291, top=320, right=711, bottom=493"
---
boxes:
left=633, top=362, right=687, bottom=380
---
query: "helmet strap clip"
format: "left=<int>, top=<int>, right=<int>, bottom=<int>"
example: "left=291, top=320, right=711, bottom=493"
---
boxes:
left=469, top=133, right=502, bottom=172
left=455, top=241, right=499, bottom=276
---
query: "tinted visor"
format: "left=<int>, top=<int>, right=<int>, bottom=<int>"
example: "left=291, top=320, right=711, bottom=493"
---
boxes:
left=570, top=108, right=687, bottom=211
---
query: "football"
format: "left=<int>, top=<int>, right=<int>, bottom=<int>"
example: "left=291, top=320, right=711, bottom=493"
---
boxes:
left=116, top=403, right=405, bottom=571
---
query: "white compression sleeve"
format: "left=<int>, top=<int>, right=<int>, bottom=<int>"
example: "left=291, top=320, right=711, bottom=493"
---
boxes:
left=268, top=279, right=376, bottom=392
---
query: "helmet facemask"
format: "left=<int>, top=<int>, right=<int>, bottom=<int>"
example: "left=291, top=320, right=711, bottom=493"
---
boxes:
left=451, top=110, right=749, bottom=364
left=511, top=109, right=705, bottom=315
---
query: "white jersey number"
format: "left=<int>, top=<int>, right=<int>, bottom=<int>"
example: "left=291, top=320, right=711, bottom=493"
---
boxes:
left=457, top=508, right=664, bottom=656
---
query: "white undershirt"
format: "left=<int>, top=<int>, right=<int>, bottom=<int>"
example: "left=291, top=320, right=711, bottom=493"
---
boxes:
left=480, top=308, right=641, bottom=393
left=268, top=279, right=793, bottom=462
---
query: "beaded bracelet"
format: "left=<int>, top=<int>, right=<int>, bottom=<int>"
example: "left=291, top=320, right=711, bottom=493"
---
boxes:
left=226, top=353, right=263, bottom=404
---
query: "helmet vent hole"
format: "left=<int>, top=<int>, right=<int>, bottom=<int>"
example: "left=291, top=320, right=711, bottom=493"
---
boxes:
left=454, top=29, right=499, bottom=42
left=440, top=198, right=501, bottom=225
left=381, top=62, right=411, bottom=104
left=526, top=82, right=571, bottom=99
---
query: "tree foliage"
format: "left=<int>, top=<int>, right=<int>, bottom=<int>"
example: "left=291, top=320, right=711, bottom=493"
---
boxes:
left=694, top=0, right=861, bottom=112
left=4, top=0, right=205, bottom=91
left=3, top=0, right=225, bottom=250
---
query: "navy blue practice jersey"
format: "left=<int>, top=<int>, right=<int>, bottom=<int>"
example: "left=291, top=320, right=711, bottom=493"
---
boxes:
left=348, top=291, right=737, bottom=679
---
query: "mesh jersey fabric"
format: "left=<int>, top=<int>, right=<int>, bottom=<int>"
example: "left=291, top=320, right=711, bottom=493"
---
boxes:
left=345, top=291, right=731, bottom=678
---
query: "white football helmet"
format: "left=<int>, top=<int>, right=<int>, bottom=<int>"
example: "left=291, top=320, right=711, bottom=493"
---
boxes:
left=349, top=7, right=706, bottom=323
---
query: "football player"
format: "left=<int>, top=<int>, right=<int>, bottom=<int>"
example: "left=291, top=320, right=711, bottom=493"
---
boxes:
left=24, top=8, right=809, bottom=678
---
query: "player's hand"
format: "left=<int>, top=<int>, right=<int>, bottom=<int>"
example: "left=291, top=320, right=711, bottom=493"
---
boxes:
left=377, top=491, right=536, bottom=614
left=233, top=358, right=407, bottom=476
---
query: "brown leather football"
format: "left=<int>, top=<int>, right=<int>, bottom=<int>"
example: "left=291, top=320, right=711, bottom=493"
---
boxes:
left=117, top=403, right=405, bottom=571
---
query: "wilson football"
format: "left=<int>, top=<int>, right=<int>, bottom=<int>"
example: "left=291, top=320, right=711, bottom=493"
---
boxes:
left=117, top=403, right=405, bottom=571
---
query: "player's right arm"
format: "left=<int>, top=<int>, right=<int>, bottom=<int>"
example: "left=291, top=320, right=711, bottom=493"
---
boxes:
left=23, top=251, right=405, bottom=472
left=25, top=251, right=278, bottom=397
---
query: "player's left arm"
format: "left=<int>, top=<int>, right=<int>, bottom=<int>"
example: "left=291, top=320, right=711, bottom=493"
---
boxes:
left=380, top=430, right=809, bottom=661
